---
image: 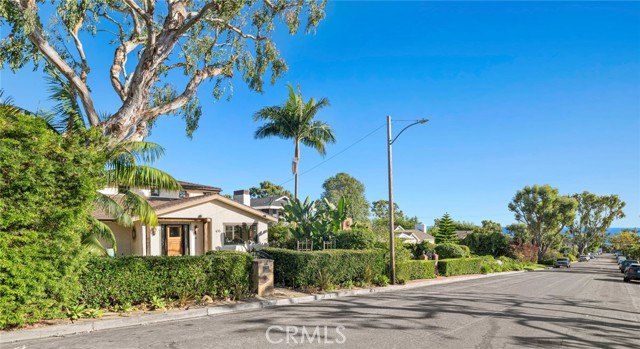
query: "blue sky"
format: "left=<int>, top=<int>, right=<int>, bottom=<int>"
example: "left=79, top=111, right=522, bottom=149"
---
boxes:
left=2, top=1, right=639, bottom=227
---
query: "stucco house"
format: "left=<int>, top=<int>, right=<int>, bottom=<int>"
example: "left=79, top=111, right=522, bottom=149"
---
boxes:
left=95, top=181, right=277, bottom=257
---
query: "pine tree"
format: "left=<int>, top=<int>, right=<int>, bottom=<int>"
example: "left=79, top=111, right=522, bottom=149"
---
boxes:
left=435, top=213, right=459, bottom=244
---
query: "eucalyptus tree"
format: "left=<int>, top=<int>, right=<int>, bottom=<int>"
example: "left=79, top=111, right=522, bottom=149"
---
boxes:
left=254, top=83, right=335, bottom=199
left=39, top=72, right=182, bottom=255
left=569, top=192, right=625, bottom=255
left=508, top=185, right=578, bottom=262
left=0, top=0, right=326, bottom=141
left=320, top=172, right=369, bottom=223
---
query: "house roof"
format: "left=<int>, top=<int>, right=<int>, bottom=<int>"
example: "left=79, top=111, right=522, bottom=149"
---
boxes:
left=177, top=180, right=221, bottom=193
left=395, top=229, right=434, bottom=242
left=250, top=196, right=289, bottom=208
left=93, top=194, right=277, bottom=223
left=456, top=230, right=474, bottom=240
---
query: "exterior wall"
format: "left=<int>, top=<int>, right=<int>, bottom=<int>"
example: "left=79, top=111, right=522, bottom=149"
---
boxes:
left=161, top=200, right=270, bottom=250
left=103, top=222, right=135, bottom=256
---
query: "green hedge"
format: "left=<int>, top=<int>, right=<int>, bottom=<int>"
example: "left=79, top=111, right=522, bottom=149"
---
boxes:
left=437, top=257, right=485, bottom=276
left=397, top=260, right=437, bottom=282
left=80, top=252, right=252, bottom=308
left=262, top=248, right=386, bottom=289
left=435, top=243, right=470, bottom=259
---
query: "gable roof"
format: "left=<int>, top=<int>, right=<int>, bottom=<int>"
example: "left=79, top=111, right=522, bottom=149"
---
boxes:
left=177, top=180, right=221, bottom=193
left=395, top=229, right=434, bottom=242
left=250, top=195, right=289, bottom=208
left=94, top=194, right=277, bottom=223
left=456, top=230, right=474, bottom=240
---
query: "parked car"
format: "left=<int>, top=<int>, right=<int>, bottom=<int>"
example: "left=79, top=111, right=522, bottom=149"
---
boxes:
left=623, top=263, right=640, bottom=283
left=589, top=252, right=597, bottom=259
left=617, top=256, right=627, bottom=265
left=554, top=258, right=571, bottom=268
left=620, top=259, right=639, bottom=273
left=578, top=255, right=590, bottom=262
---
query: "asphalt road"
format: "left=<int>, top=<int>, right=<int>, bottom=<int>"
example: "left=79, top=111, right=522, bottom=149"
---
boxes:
left=3, top=254, right=639, bottom=349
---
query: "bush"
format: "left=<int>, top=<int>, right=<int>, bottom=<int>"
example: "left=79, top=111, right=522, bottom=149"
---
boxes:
left=435, top=243, right=470, bottom=259
left=462, top=231, right=511, bottom=257
left=80, top=252, right=253, bottom=308
left=509, top=244, right=539, bottom=263
left=267, top=223, right=291, bottom=248
left=335, top=228, right=377, bottom=250
left=437, top=257, right=485, bottom=276
left=0, top=110, right=105, bottom=329
left=409, top=240, right=436, bottom=259
left=262, top=248, right=386, bottom=290
left=397, top=260, right=437, bottom=282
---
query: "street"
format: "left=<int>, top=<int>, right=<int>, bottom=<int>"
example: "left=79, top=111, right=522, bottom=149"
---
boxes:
left=3, top=255, right=639, bottom=349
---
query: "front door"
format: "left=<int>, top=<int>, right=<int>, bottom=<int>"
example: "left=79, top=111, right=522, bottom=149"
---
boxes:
left=166, top=225, right=183, bottom=256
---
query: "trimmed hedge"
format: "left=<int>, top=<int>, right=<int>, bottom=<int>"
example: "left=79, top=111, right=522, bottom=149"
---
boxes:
left=437, top=257, right=485, bottom=276
left=397, top=260, right=437, bottom=282
left=80, top=252, right=252, bottom=308
left=262, top=248, right=386, bottom=289
left=435, top=243, right=470, bottom=259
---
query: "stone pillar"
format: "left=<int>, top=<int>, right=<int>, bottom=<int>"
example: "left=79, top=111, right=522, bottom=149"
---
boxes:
left=252, top=259, right=274, bottom=297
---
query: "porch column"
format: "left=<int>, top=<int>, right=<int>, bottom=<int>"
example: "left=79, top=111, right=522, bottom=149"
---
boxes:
left=189, top=223, right=196, bottom=256
left=141, top=225, right=147, bottom=256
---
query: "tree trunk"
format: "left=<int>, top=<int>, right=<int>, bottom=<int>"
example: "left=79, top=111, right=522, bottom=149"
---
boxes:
left=294, top=140, right=300, bottom=200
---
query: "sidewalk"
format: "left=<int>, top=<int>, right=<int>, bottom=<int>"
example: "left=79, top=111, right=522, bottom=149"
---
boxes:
left=0, top=270, right=533, bottom=344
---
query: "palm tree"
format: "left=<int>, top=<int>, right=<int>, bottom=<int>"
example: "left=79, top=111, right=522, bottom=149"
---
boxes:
left=254, top=83, right=335, bottom=199
left=24, top=71, right=182, bottom=255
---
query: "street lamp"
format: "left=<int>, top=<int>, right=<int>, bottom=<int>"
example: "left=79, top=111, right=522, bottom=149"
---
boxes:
left=387, top=115, right=429, bottom=284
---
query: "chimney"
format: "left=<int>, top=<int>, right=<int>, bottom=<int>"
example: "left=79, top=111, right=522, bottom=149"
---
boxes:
left=233, top=189, right=250, bottom=206
left=415, top=223, right=427, bottom=232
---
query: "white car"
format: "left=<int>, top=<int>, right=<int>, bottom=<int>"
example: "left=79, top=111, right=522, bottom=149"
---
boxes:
left=579, top=255, right=590, bottom=262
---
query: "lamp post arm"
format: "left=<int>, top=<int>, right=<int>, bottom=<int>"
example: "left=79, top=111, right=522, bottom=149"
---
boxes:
left=390, top=119, right=429, bottom=145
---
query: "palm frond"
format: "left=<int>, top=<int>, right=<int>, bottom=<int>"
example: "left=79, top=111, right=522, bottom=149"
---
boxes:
left=94, top=193, right=133, bottom=227
left=45, top=69, right=86, bottom=133
left=108, top=165, right=182, bottom=191
left=81, top=234, right=109, bottom=256
left=121, top=190, right=159, bottom=226
left=87, top=217, right=118, bottom=250
left=121, top=141, right=166, bottom=164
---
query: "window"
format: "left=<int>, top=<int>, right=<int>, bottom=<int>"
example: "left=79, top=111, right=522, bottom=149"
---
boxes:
left=179, top=191, right=189, bottom=198
left=203, top=191, right=212, bottom=196
left=150, top=187, right=160, bottom=196
left=118, top=186, right=130, bottom=194
left=224, top=223, right=258, bottom=244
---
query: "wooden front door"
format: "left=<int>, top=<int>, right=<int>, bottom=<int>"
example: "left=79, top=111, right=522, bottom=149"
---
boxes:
left=166, top=225, right=183, bottom=256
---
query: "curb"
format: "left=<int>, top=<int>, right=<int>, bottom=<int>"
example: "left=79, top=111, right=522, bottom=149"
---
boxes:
left=0, top=269, right=533, bottom=344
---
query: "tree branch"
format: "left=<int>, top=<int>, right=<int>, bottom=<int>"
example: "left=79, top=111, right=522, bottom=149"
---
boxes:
left=141, top=65, right=232, bottom=120
left=10, top=0, right=100, bottom=126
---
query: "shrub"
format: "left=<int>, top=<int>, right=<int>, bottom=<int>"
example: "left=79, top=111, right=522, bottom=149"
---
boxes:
left=397, top=260, right=437, bottom=282
left=262, top=248, right=386, bottom=289
left=509, top=243, right=539, bottom=263
left=335, top=228, right=377, bottom=250
left=267, top=223, right=291, bottom=248
left=437, top=257, right=485, bottom=276
left=409, top=240, right=436, bottom=259
left=0, top=110, right=105, bottom=329
left=462, top=231, right=511, bottom=257
left=80, top=252, right=253, bottom=308
left=435, top=243, right=470, bottom=259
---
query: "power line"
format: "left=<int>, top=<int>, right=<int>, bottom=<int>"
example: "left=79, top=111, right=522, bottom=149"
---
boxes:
left=278, top=122, right=387, bottom=186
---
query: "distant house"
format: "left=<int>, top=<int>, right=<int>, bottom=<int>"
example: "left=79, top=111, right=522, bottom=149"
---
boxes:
left=250, top=195, right=290, bottom=221
left=95, top=183, right=277, bottom=257
left=455, top=230, right=474, bottom=241
left=394, top=225, right=435, bottom=244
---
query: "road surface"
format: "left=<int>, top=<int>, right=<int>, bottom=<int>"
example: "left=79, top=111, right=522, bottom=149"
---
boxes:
left=3, top=254, right=639, bottom=348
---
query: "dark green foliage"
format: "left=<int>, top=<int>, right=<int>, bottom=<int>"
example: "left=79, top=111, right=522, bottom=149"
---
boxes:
left=409, top=240, right=436, bottom=259
left=267, top=223, right=292, bottom=248
left=320, top=173, right=370, bottom=223
left=335, top=228, right=377, bottom=250
left=262, top=248, right=386, bottom=289
left=371, top=200, right=419, bottom=230
left=435, top=213, right=458, bottom=244
left=397, top=260, right=437, bottom=282
left=435, top=243, right=470, bottom=259
left=250, top=181, right=292, bottom=199
left=462, top=231, right=511, bottom=257
left=438, top=258, right=485, bottom=276
left=0, top=109, right=105, bottom=329
left=80, top=252, right=253, bottom=308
